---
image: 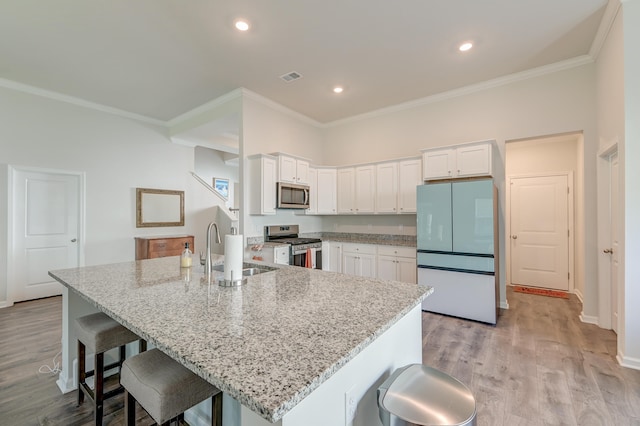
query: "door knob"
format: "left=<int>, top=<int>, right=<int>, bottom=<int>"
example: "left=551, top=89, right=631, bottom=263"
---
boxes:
left=603, top=248, right=613, bottom=254
left=71, top=238, right=77, bottom=242
left=511, top=235, right=517, bottom=239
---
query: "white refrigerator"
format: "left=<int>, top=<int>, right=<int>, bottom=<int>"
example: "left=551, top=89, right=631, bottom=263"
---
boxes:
left=417, top=179, right=499, bottom=324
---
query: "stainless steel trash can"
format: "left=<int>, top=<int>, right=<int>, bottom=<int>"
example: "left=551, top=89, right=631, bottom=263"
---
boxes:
left=378, top=364, right=477, bottom=426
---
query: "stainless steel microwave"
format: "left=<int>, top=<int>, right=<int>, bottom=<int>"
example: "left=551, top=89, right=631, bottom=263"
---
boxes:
left=277, top=182, right=310, bottom=209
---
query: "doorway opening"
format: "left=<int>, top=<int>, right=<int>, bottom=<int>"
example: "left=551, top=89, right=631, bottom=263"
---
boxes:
left=505, top=132, right=582, bottom=300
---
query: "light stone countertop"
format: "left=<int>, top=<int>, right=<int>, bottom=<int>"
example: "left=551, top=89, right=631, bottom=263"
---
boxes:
left=50, top=256, right=431, bottom=423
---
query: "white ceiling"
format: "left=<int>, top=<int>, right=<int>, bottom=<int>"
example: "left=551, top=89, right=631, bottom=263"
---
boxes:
left=0, top=0, right=609, bottom=124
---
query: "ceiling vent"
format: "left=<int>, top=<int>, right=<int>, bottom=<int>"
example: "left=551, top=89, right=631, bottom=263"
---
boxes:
left=280, top=71, right=302, bottom=83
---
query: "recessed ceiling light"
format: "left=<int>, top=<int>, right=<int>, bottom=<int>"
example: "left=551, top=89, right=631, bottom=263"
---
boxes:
left=235, top=20, right=250, bottom=31
left=459, top=42, right=473, bottom=52
left=333, top=86, right=344, bottom=94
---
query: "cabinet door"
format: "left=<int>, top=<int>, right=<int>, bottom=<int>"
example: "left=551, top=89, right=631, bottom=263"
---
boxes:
left=317, top=168, right=337, bottom=214
left=456, top=143, right=491, bottom=177
left=278, top=155, right=297, bottom=183
left=329, top=242, right=342, bottom=273
left=377, top=255, right=397, bottom=281
left=355, top=165, right=375, bottom=213
left=416, top=182, right=452, bottom=251
left=296, top=160, right=310, bottom=185
left=337, top=168, right=355, bottom=214
left=262, top=157, right=277, bottom=214
left=306, top=167, right=317, bottom=214
left=359, top=253, right=377, bottom=278
left=423, top=149, right=454, bottom=180
left=342, top=252, right=359, bottom=276
left=375, top=162, right=398, bottom=213
left=397, top=257, right=416, bottom=284
left=398, top=159, right=422, bottom=213
left=452, top=179, right=494, bottom=254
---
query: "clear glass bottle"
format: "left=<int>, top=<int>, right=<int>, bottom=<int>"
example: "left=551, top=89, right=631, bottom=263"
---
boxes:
left=180, top=242, right=193, bottom=268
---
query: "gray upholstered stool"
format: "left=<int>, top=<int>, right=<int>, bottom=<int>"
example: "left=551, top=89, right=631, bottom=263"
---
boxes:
left=75, top=312, right=144, bottom=425
left=121, top=348, right=222, bottom=426
left=378, top=364, right=477, bottom=426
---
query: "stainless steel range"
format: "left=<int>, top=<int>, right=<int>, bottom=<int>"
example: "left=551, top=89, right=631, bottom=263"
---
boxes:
left=264, top=225, right=322, bottom=269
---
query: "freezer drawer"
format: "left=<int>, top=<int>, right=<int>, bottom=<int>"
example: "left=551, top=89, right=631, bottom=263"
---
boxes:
left=418, top=267, right=497, bottom=324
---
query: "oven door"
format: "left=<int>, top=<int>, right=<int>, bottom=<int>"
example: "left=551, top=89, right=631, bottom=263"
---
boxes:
left=291, top=247, right=322, bottom=269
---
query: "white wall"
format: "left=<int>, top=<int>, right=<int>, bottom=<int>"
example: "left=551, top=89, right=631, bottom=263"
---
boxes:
left=0, top=87, right=223, bottom=306
left=240, top=94, right=325, bottom=239
left=323, top=64, right=599, bottom=316
left=621, top=0, right=640, bottom=368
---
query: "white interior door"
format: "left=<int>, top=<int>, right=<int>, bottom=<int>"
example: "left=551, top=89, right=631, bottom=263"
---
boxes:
left=510, top=175, right=569, bottom=291
left=609, top=152, right=620, bottom=333
left=11, top=168, right=81, bottom=302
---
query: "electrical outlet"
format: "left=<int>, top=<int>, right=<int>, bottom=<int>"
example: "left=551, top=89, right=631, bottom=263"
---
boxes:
left=345, top=387, right=357, bottom=425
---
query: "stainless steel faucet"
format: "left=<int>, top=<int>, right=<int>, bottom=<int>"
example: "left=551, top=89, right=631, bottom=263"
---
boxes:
left=205, top=222, right=221, bottom=279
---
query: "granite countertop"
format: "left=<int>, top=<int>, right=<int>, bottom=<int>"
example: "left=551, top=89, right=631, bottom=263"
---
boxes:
left=246, top=233, right=416, bottom=248
left=50, top=257, right=431, bottom=423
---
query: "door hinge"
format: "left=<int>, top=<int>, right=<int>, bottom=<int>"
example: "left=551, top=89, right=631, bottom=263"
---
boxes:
left=568, top=230, right=570, bottom=237
left=568, top=272, right=570, bottom=280
left=567, top=187, right=570, bottom=194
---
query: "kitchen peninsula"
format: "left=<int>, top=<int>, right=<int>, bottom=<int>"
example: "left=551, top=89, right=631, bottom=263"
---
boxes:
left=49, top=257, right=431, bottom=425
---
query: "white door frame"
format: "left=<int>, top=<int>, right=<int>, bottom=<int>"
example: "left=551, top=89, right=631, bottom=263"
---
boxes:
left=506, top=171, right=575, bottom=292
left=6, top=165, right=85, bottom=306
left=596, top=139, right=619, bottom=330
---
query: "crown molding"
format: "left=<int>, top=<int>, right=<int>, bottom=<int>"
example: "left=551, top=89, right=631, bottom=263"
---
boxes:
left=0, top=77, right=167, bottom=127
left=240, top=88, right=323, bottom=128
left=325, top=55, right=595, bottom=128
left=589, top=0, right=622, bottom=60
left=166, top=88, right=243, bottom=127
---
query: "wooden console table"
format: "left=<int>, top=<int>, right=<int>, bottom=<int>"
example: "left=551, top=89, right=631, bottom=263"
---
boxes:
left=134, top=235, right=194, bottom=260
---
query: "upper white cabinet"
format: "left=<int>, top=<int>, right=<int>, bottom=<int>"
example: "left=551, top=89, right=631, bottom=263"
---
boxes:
left=278, top=154, right=310, bottom=185
left=337, top=168, right=355, bottom=214
left=398, top=158, right=422, bottom=213
left=316, top=167, right=337, bottom=214
left=355, top=165, right=375, bottom=213
left=422, top=141, right=493, bottom=180
left=248, top=154, right=277, bottom=215
left=375, top=162, right=398, bottom=214
left=376, top=158, right=422, bottom=214
left=306, top=167, right=318, bottom=214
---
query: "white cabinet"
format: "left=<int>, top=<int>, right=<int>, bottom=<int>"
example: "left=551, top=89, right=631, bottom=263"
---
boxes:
left=375, top=158, right=422, bottom=214
left=398, top=158, right=422, bottom=213
left=316, top=168, right=337, bottom=214
left=355, top=165, right=375, bottom=213
left=322, top=241, right=342, bottom=272
left=377, top=246, right=416, bottom=283
left=422, top=141, right=492, bottom=180
left=306, top=167, right=318, bottom=214
left=278, top=154, right=310, bottom=185
left=258, top=245, right=290, bottom=265
left=249, top=154, right=276, bottom=215
left=342, top=243, right=376, bottom=278
left=375, top=162, right=398, bottom=213
left=337, top=168, right=355, bottom=214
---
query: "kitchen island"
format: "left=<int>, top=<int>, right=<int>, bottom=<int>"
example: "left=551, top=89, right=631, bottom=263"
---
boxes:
left=50, top=257, right=431, bottom=425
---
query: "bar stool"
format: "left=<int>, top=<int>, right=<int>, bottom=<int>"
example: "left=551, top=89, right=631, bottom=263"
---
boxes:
left=75, top=312, right=144, bottom=425
left=121, top=348, right=223, bottom=426
left=378, top=364, right=477, bottom=426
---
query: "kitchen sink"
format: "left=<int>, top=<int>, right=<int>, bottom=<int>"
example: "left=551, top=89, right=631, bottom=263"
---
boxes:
left=210, top=263, right=274, bottom=276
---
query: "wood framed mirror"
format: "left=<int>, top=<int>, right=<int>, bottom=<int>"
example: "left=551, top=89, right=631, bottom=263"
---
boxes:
left=136, top=188, right=184, bottom=227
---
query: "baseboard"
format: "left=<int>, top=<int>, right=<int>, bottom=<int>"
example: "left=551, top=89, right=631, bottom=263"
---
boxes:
left=499, top=300, right=509, bottom=309
left=574, top=288, right=584, bottom=303
left=0, top=300, right=13, bottom=309
left=580, top=312, right=599, bottom=325
left=617, top=352, right=640, bottom=371
left=56, top=371, right=75, bottom=394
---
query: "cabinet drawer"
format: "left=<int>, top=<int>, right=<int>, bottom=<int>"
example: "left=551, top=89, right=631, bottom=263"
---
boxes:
left=342, top=243, right=377, bottom=255
left=378, top=245, right=416, bottom=258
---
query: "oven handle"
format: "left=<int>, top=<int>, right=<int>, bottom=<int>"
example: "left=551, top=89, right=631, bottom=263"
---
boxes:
left=292, top=247, right=322, bottom=255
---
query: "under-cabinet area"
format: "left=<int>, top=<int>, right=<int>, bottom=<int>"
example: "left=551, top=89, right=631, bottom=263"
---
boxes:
left=321, top=241, right=416, bottom=284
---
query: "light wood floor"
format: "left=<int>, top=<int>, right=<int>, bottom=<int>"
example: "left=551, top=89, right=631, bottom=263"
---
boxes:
left=1, top=289, right=639, bottom=425
left=422, top=288, right=640, bottom=426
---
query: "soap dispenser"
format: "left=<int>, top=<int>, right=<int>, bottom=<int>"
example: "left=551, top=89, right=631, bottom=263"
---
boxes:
left=180, top=242, right=193, bottom=268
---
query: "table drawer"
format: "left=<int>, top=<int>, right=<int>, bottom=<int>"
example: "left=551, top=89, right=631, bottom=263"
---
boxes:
left=135, top=235, right=194, bottom=260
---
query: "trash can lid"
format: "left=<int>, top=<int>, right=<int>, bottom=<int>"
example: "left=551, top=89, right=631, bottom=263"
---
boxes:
left=378, top=364, right=476, bottom=426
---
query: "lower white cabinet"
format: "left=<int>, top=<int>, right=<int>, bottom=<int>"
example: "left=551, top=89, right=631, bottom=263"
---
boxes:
left=342, top=243, right=376, bottom=278
left=377, top=246, right=416, bottom=283
left=322, top=241, right=342, bottom=273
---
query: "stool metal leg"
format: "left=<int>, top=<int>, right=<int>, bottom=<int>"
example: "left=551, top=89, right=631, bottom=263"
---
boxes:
left=124, top=390, right=136, bottom=426
left=77, top=340, right=86, bottom=406
left=94, top=351, right=104, bottom=426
